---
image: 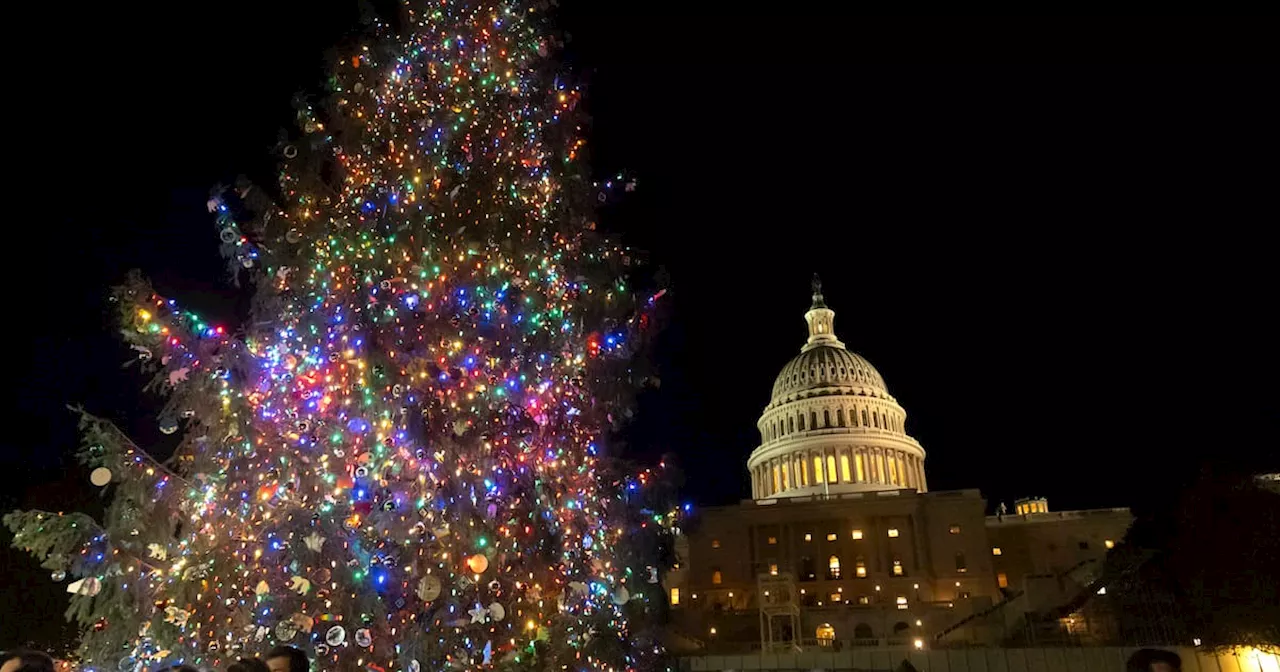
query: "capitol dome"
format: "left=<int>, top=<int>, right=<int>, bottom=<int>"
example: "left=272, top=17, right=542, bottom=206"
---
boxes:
left=747, top=277, right=928, bottom=499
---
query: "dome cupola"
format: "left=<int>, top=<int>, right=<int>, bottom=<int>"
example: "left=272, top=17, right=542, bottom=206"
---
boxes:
left=747, top=276, right=928, bottom=500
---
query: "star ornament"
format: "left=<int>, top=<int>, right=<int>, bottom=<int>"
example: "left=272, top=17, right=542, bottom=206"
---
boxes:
left=468, top=604, right=489, bottom=624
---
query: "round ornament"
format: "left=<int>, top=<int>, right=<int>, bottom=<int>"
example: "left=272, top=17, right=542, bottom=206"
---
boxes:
left=408, top=661, right=420, bottom=672
left=612, top=587, right=630, bottom=605
left=275, top=620, right=298, bottom=641
left=325, top=625, right=346, bottom=646
left=314, top=644, right=329, bottom=656
left=219, top=227, right=238, bottom=243
left=354, top=628, right=372, bottom=647
left=283, top=145, right=298, bottom=159
left=159, top=419, right=179, bottom=435
left=51, top=569, right=66, bottom=582
left=488, top=602, right=505, bottom=621
left=465, top=554, right=489, bottom=574
left=286, top=228, right=303, bottom=244
left=89, top=467, right=113, bottom=487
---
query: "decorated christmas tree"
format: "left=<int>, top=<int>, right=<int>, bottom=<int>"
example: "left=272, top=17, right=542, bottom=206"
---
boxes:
left=5, top=1, right=678, bottom=669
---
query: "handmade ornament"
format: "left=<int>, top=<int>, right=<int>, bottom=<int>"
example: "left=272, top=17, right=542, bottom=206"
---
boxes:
left=89, top=467, right=113, bottom=487
left=354, top=628, right=372, bottom=647
left=288, top=612, right=315, bottom=633
left=468, top=604, right=489, bottom=624
left=283, top=145, right=298, bottom=158
left=129, top=344, right=152, bottom=361
left=159, top=418, right=179, bottom=435
left=288, top=575, right=312, bottom=595
left=163, top=606, right=190, bottom=627
left=147, top=543, right=167, bottom=560
left=416, top=574, right=442, bottom=601
left=67, top=577, right=102, bottom=596
left=465, top=553, right=488, bottom=574
left=325, top=625, right=345, bottom=646
left=304, top=531, right=325, bottom=552
left=488, top=602, right=505, bottom=621
left=50, top=570, right=66, bottom=582
left=648, top=566, right=659, bottom=583
left=219, top=227, right=238, bottom=243
left=275, top=620, right=297, bottom=641
left=168, top=367, right=190, bottom=386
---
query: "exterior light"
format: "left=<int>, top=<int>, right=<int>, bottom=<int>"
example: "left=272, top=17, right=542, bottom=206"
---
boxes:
left=1096, top=587, right=1106, bottom=595
left=913, top=638, right=924, bottom=649
left=709, top=627, right=717, bottom=636
left=1193, top=638, right=1202, bottom=646
left=728, top=592, right=734, bottom=598
left=912, top=583, right=919, bottom=590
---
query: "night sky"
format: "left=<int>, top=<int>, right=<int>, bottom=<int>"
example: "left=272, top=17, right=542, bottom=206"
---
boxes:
left=3, top=8, right=1278, bottom=645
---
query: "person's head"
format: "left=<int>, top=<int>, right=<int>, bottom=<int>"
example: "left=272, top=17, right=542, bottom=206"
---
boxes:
left=0, top=651, right=55, bottom=672
left=1126, top=648, right=1182, bottom=672
left=228, top=659, right=270, bottom=672
left=265, top=646, right=308, bottom=672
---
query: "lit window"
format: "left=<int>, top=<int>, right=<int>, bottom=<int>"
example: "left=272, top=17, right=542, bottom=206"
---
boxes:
left=712, top=539, right=721, bottom=549
left=712, top=570, right=722, bottom=585
left=826, top=533, right=837, bottom=542
left=768, top=536, right=777, bottom=545
left=841, top=454, right=852, bottom=482
left=991, top=547, right=1002, bottom=556
left=1105, top=539, right=1115, bottom=549
left=812, top=456, right=824, bottom=484
left=948, top=524, right=961, bottom=534
left=856, top=453, right=866, bottom=481
left=769, top=563, right=778, bottom=576
left=828, top=555, right=841, bottom=579
left=830, top=592, right=842, bottom=602
left=855, top=557, right=867, bottom=578
left=670, top=588, right=680, bottom=605
left=804, top=533, right=812, bottom=542
left=887, top=528, right=900, bottom=538
left=997, top=573, right=1008, bottom=588
left=851, top=529, right=863, bottom=540
left=816, top=623, right=835, bottom=647
left=896, top=596, right=908, bottom=609
left=857, top=595, right=870, bottom=605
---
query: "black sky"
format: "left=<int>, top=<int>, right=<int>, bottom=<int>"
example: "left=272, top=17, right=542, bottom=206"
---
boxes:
left=6, top=9, right=1279, bottom=528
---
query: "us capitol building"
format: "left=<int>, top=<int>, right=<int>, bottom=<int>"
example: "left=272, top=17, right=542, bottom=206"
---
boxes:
left=664, top=279, right=1133, bottom=652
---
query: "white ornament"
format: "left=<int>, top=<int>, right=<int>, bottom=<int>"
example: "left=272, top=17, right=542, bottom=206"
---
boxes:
left=288, top=575, right=311, bottom=595
left=355, top=628, right=373, bottom=647
left=277, top=266, right=293, bottom=282
left=612, top=587, right=630, bottom=605
left=488, top=602, right=505, bottom=621
left=147, top=543, right=167, bottom=560
left=168, top=367, right=190, bottom=387
left=416, top=574, right=442, bottom=601
left=206, top=198, right=221, bottom=213
left=468, top=604, right=489, bottom=624
left=648, top=566, right=659, bottom=583
left=66, top=577, right=102, bottom=596
left=325, top=625, right=346, bottom=646
left=304, top=531, right=325, bottom=552
left=255, top=625, right=270, bottom=642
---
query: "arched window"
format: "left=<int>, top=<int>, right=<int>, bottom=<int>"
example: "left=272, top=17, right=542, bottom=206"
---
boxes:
left=840, top=453, right=852, bottom=482
left=851, top=407, right=859, bottom=426
left=788, top=417, right=794, bottom=433
left=712, top=569, right=723, bottom=585
left=810, top=411, right=818, bottom=429
left=854, top=623, right=874, bottom=640
left=800, top=556, right=815, bottom=580
left=823, top=409, right=831, bottom=427
left=873, top=413, right=880, bottom=429
left=861, top=409, right=869, bottom=426
left=816, top=623, right=835, bottom=647
left=828, top=555, right=842, bottom=579
left=798, top=414, right=805, bottom=431
left=812, top=455, right=824, bottom=484
left=855, top=556, right=867, bottom=578
left=837, top=408, right=846, bottom=426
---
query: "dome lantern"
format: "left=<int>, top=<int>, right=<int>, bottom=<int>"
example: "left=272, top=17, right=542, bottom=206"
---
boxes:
left=803, top=274, right=843, bottom=352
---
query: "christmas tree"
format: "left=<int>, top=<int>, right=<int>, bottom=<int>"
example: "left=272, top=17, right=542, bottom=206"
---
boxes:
left=5, top=1, right=678, bottom=669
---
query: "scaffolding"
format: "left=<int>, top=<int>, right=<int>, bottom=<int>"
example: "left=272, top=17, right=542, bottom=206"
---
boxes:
left=757, top=571, right=802, bottom=653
